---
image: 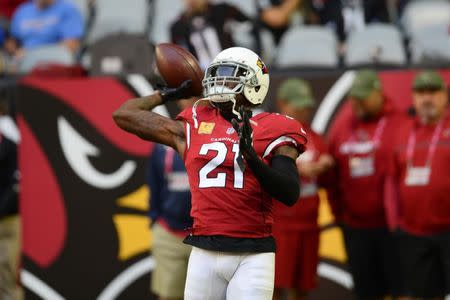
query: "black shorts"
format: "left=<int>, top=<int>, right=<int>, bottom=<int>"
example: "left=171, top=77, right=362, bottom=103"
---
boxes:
left=397, top=230, right=450, bottom=298
left=342, top=225, right=405, bottom=300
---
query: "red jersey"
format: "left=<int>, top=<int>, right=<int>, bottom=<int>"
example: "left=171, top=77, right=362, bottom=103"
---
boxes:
left=390, top=110, right=450, bottom=235
left=328, top=101, right=408, bottom=228
left=176, top=106, right=307, bottom=238
left=273, top=126, right=329, bottom=231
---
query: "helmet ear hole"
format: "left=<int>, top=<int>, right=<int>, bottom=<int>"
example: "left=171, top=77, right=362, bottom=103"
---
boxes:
left=255, top=86, right=261, bottom=93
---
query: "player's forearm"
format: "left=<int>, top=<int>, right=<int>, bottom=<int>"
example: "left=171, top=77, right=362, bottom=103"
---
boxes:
left=113, top=92, right=182, bottom=147
left=247, top=155, right=300, bottom=206
left=123, top=91, right=164, bottom=111
left=113, top=91, right=164, bottom=136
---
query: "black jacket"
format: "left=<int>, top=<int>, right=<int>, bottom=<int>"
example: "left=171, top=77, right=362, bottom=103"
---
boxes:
left=170, top=3, right=249, bottom=62
left=0, top=135, right=18, bottom=218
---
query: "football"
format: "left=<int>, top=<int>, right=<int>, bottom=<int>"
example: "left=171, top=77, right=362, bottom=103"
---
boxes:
left=155, top=43, right=204, bottom=97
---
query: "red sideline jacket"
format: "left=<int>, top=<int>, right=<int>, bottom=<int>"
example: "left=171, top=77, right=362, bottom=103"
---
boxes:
left=386, top=109, right=450, bottom=235
left=328, top=100, right=409, bottom=228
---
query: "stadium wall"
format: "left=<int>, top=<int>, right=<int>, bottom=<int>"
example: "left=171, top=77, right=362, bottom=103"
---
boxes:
left=12, top=69, right=450, bottom=299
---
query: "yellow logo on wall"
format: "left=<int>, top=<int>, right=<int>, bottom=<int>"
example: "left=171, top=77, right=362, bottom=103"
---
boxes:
left=318, top=189, right=347, bottom=263
left=114, top=185, right=151, bottom=261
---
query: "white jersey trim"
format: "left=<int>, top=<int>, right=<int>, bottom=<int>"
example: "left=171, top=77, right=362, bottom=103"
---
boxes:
left=263, top=136, right=297, bottom=158
left=186, top=122, right=191, bottom=150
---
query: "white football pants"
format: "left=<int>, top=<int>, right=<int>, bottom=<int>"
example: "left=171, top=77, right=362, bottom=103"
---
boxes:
left=184, top=247, right=275, bottom=300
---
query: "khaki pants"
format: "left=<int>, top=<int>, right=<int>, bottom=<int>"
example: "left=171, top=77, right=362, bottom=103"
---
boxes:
left=0, top=215, right=23, bottom=300
left=151, top=223, right=192, bottom=298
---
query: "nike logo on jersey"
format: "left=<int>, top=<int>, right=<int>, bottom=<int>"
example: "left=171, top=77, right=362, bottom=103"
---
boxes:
left=226, top=127, right=235, bottom=135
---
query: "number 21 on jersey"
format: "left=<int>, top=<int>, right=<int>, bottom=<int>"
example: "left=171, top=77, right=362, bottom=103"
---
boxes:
left=198, top=142, right=243, bottom=189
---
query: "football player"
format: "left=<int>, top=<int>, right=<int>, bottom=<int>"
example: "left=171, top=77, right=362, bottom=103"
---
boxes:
left=113, top=47, right=307, bottom=299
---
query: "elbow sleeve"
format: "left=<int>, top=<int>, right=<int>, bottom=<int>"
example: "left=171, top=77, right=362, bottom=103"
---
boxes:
left=246, top=154, right=300, bottom=206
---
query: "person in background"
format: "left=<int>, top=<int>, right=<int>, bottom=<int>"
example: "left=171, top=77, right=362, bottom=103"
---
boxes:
left=328, top=70, right=407, bottom=300
left=171, top=0, right=250, bottom=70
left=308, top=0, right=390, bottom=42
left=4, top=0, right=84, bottom=58
left=257, top=0, right=302, bottom=44
left=388, top=71, right=450, bottom=300
left=147, top=99, right=194, bottom=300
left=0, top=97, right=22, bottom=300
left=273, top=79, right=334, bottom=300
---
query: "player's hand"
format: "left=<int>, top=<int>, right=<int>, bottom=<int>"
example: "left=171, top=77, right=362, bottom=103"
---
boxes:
left=232, top=106, right=258, bottom=164
left=296, top=154, right=334, bottom=178
left=318, top=154, right=334, bottom=170
left=296, top=160, right=322, bottom=178
left=160, top=80, right=192, bottom=103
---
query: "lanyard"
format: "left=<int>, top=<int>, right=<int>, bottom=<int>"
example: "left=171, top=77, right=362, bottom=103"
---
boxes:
left=350, top=117, right=387, bottom=149
left=406, top=117, right=445, bottom=167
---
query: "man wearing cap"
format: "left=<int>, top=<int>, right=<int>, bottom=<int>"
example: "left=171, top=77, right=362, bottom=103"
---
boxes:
left=273, top=79, right=334, bottom=300
left=328, top=70, right=407, bottom=300
left=388, top=71, right=450, bottom=299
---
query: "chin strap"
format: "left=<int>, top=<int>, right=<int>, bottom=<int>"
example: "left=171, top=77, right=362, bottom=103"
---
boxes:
left=193, top=97, right=244, bottom=128
left=230, top=98, right=242, bottom=121
left=192, top=97, right=210, bottom=129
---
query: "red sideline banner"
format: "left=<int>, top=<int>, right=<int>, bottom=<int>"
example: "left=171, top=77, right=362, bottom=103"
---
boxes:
left=17, top=70, right=450, bottom=299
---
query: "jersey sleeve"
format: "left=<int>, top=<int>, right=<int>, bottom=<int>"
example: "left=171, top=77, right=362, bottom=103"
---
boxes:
left=175, top=107, right=193, bottom=123
left=175, top=108, right=193, bottom=160
left=260, top=114, right=308, bottom=160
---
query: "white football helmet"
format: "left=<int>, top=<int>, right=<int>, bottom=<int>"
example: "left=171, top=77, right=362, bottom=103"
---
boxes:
left=202, top=47, right=270, bottom=106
